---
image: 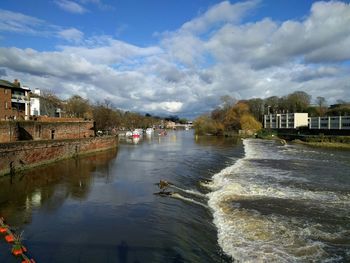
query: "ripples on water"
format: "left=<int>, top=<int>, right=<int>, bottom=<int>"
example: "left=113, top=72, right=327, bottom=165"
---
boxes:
left=207, top=139, right=350, bottom=262
left=1, top=134, right=349, bottom=262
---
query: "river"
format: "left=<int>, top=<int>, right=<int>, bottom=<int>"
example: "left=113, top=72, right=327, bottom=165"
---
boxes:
left=0, top=131, right=349, bottom=262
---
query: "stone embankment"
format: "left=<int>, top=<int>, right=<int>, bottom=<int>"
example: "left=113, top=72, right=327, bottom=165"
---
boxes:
left=0, top=136, right=118, bottom=176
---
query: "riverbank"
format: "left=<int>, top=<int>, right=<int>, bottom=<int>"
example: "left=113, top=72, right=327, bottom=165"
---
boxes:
left=292, top=139, right=350, bottom=149
left=257, top=129, right=350, bottom=149
left=0, top=136, right=118, bottom=176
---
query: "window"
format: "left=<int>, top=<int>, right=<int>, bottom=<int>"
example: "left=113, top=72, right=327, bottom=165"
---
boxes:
left=5, top=102, right=8, bottom=109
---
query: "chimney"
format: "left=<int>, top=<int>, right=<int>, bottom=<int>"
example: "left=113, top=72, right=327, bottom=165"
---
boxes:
left=13, top=79, right=21, bottom=87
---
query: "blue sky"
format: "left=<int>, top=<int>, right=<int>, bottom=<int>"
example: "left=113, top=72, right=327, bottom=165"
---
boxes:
left=1, top=0, right=350, bottom=117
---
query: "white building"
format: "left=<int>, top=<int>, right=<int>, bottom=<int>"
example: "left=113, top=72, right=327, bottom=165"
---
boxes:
left=30, top=89, right=41, bottom=116
left=264, top=113, right=308, bottom=129
left=309, top=116, right=350, bottom=130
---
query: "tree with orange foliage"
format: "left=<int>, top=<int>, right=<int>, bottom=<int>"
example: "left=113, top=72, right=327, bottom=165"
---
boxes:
left=240, top=114, right=262, bottom=133
left=194, top=100, right=262, bottom=136
left=223, top=102, right=250, bottom=131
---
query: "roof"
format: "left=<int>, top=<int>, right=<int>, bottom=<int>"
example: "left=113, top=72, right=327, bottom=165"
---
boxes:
left=0, top=79, right=17, bottom=88
left=0, top=79, right=30, bottom=91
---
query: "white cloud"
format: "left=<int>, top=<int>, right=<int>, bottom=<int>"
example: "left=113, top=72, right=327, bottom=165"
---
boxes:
left=58, top=28, right=84, bottom=43
left=181, top=0, right=260, bottom=33
left=54, top=0, right=87, bottom=14
left=145, top=102, right=183, bottom=113
left=1, top=1, right=350, bottom=118
left=0, top=9, right=52, bottom=35
left=60, top=38, right=162, bottom=64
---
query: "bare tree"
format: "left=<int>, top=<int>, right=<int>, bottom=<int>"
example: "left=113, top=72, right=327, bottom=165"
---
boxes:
left=315, top=96, right=327, bottom=116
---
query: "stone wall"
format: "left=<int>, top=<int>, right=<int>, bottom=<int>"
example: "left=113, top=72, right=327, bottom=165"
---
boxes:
left=0, top=121, right=17, bottom=142
left=0, top=136, right=118, bottom=176
left=0, top=120, right=95, bottom=143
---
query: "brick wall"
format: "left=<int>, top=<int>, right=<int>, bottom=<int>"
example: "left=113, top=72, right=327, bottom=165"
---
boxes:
left=0, top=121, right=18, bottom=142
left=0, top=87, right=12, bottom=120
left=0, top=136, right=118, bottom=176
left=0, top=120, right=95, bottom=142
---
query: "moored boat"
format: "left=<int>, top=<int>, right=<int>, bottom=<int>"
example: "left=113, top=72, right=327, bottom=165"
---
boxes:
left=145, top=128, right=154, bottom=135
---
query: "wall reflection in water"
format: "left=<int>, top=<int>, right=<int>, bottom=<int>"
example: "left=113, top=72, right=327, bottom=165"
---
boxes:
left=0, top=149, right=117, bottom=227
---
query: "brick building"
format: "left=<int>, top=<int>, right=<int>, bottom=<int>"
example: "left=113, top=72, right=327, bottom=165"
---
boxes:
left=0, top=79, right=30, bottom=120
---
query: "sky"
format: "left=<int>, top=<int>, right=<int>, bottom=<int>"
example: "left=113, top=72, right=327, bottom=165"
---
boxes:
left=0, top=0, right=350, bottom=118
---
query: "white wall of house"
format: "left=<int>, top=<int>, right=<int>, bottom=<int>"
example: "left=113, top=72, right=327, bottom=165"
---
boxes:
left=23, top=86, right=31, bottom=120
left=30, top=89, right=41, bottom=116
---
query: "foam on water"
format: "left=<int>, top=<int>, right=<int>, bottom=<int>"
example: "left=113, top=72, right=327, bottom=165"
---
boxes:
left=171, top=193, right=208, bottom=209
left=170, top=185, right=207, bottom=198
left=208, top=139, right=350, bottom=262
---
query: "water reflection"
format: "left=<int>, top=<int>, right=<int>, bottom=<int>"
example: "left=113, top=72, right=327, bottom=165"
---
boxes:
left=0, top=131, right=234, bottom=262
left=194, top=135, right=241, bottom=147
left=0, top=149, right=117, bottom=227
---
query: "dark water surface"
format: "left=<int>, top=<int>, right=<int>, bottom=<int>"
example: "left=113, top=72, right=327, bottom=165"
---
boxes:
left=1, top=132, right=350, bottom=262
left=0, top=131, right=239, bottom=263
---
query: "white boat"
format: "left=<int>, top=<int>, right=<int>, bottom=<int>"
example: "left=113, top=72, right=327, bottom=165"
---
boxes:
left=125, top=131, right=133, bottom=137
left=145, top=128, right=154, bottom=135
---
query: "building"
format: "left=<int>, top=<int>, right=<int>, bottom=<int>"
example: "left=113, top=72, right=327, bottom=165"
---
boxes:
left=0, top=79, right=31, bottom=120
left=309, top=116, right=350, bottom=130
left=30, top=89, right=62, bottom=117
left=264, top=113, right=308, bottom=129
left=165, top=121, right=176, bottom=129
left=30, top=89, right=41, bottom=116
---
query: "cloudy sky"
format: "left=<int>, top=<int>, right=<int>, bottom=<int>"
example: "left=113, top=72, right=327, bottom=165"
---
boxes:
left=0, top=0, right=349, bottom=118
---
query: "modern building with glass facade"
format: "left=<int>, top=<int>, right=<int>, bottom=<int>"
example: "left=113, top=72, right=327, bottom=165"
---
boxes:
left=263, top=113, right=309, bottom=129
left=308, top=116, right=350, bottom=130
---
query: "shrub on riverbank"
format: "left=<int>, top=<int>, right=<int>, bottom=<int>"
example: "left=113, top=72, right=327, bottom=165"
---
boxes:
left=303, top=135, right=350, bottom=144
left=193, top=100, right=262, bottom=136
left=193, top=115, right=224, bottom=136
left=256, top=129, right=278, bottom=139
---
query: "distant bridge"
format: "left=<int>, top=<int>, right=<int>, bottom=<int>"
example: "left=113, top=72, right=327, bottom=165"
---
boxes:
left=173, top=123, right=193, bottom=129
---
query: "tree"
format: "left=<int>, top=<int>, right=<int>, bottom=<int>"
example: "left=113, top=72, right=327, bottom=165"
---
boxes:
left=38, top=89, right=63, bottom=117
left=223, top=102, right=250, bottom=131
left=193, top=114, right=224, bottom=136
left=92, top=100, right=121, bottom=131
left=246, top=98, right=264, bottom=121
left=65, top=95, right=91, bottom=118
left=40, top=89, right=62, bottom=108
left=315, top=96, right=327, bottom=116
left=240, top=114, right=262, bottom=133
left=327, top=104, right=350, bottom=116
left=285, top=91, right=311, bottom=112
left=264, top=96, right=280, bottom=114
left=165, top=115, right=179, bottom=122
left=178, top=118, right=188, bottom=124
left=220, top=95, right=236, bottom=110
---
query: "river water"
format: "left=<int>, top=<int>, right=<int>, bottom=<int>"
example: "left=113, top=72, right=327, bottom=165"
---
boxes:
left=0, top=131, right=349, bottom=262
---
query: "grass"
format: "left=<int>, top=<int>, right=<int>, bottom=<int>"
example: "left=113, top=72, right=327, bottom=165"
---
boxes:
left=292, top=139, right=350, bottom=150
